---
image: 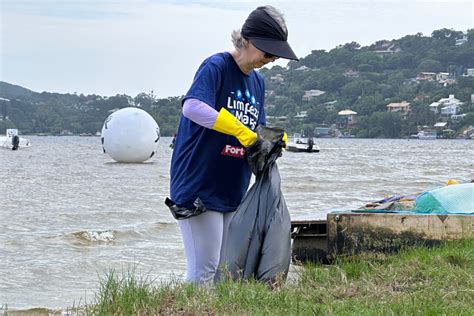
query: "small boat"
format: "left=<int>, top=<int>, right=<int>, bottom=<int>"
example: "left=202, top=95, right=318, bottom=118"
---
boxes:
left=0, top=129, right=31, bottom=150
left=338, top=133, right=355, bottom=138
left=411, top=131, right=437, bottom=140
left=286, top=133, right=320, bottom=153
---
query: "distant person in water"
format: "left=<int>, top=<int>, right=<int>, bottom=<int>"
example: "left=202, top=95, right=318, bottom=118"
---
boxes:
left=167, top=5, right=298, bottom=284
left=169, top=133, right=176, bottom=149
left=307, top=137, right=314, bottom=152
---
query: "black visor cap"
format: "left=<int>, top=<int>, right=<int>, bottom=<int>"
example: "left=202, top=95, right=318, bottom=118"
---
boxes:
left=249, top=37, right=298, bottom=61
left=242, top=7, right=298, bottom=61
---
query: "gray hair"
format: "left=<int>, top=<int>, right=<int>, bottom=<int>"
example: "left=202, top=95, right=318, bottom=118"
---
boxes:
left=231, top=5, right=288, bottom=49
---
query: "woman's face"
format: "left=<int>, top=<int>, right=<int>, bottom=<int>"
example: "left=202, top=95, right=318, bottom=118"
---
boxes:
left=246, top=41, right=279, bottom=69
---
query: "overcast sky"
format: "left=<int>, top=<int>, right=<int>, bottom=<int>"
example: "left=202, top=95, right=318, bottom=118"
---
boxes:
left=1, top=0, right=473, bottom=98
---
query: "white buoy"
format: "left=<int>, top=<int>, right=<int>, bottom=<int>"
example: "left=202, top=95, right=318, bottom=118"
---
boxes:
left=101, top=107, right=160, bottom=162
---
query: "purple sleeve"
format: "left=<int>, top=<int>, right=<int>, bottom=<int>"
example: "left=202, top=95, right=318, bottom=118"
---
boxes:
left=182, top=98, right=218, bottom=129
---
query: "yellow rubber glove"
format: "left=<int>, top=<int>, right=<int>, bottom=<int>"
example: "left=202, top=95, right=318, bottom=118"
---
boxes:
left=212, top=108, right=257, bottom=147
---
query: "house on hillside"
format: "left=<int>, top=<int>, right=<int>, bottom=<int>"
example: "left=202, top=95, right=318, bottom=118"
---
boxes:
left=431, top=95, right=463, bottom=117
left=416, top=72, right=436, bottom=81
left=429, top=102, right=441, bottom=114
left=455, top=35, right=468, bottom=46
left=414, top=95, right=428, bottom=102
left=434, top=122, right=448, bottom=130
left=451, top=114, right=466, bottom=124
left=295, top=65, right=311, bottom=71
left=323, top=100, right=337, bottom=111
left=465, top=68, right=474, bottom=77
left=338, top=109, right=357, bottom=128
left=436, top=72, right=456, bottom=86
left=415, top=72, right=456, bottom=85
left=265, top=90, right=276, bottom=98
left=436, top=73, right=449, bottom=81
left=294, top=111, right=308, bottom=119
left=343, top=69, right=360, bottom=78
left=302, top=89, right=325, bottom=101
left=373, top=43, right=401, bottom=55
left=266, top=115, right=288, bottom=125
left=386, top=101, right=411, bottom=119
left=441, top=104, right=461, bottom=116
left=270, top=74, right=285, bottom=84
left=265, top=103, right=275, bottom=109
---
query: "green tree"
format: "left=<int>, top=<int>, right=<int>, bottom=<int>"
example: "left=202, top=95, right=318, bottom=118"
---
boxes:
left=355, top=112, right=404, bottom=138
left=417, top=58, right=443, bottom=72
left=431, top=28, right=463, bottom=44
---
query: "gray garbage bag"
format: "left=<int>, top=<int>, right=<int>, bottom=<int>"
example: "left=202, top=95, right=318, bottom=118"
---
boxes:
left=217, top=126, right=291, bottom=283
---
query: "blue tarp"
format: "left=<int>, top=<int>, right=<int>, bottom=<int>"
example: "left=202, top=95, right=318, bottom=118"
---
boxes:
left=350, top=183, right=473, bottom=215
left=415, top=183, right=473, bottom=214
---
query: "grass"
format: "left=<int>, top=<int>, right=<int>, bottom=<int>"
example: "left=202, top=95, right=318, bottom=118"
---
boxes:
left=72, top=238, right=474, bottom=315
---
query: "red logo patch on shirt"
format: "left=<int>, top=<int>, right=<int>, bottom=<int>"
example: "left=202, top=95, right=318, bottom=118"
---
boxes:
left=221, top=144, right=245, bottom=158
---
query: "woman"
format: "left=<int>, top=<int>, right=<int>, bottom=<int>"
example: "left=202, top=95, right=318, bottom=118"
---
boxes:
left=168, top=5, right=298, bottom=284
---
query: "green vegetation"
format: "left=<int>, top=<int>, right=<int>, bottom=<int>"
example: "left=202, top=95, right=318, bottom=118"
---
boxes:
left=73, top=238, right=473, bottom=315
left=261, top=28, right=474, bottom=138
left=0, top=87, right=182, bottom=136
left=1, top=28, right=473, bottom=137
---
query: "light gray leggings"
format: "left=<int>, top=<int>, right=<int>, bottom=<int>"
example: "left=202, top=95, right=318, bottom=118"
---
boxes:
left=178, top=210, right=234, bottom=284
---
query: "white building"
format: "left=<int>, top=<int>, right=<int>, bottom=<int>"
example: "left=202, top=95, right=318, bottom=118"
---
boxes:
left=429, top=102, right=440, bottom=114
left=270, top=74, right=284, bottom=84
left=302, top=89, right=326, bottom=101
left=434, top=122, right=448, bottom=129
left=451, top=114, right=466, bottom=123
left=373, top=43, right=401, bottom=55
left=338, top=109, right=358, bottom=127
left=294, top=111, right=308, bottom=119
left=430, top=95, right=463, bottom=116
left=323, top=100, right=338, bottom=111
left=441, top=104, right=461, bottom=116
left=266, top=115, right=288, bottom=124
left=295, top=65, right=310, bottom=71
left=436, top=72, right=449, bottom=81
left=455, top=35, right=468, bottom=46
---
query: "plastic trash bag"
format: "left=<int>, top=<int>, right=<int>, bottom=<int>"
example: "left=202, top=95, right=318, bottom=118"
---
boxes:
left=415, top=183, right=473, bottom=214
left=217, top=126, right=291, bottom=284
left=165, top=197, right=207, bottom=220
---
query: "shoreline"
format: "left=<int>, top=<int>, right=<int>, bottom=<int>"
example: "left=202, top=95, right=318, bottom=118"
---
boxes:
left=3, top=238, right=473, bottom=315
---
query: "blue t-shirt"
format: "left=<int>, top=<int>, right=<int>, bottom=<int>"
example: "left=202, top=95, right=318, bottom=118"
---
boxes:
left=170, top=52, right=266, bottom=212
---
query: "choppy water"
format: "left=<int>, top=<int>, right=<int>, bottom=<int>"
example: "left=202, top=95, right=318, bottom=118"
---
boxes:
left=1, top=136, right=473, bottom=309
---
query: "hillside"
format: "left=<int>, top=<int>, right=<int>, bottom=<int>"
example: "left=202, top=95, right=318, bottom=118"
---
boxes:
left=259, top=28, right=474, bottom=138
left=0, top=81, right=182, bottom=136
left=0, top=81, right=37, bottom=100
left=1, top=28, right=473, bottom=138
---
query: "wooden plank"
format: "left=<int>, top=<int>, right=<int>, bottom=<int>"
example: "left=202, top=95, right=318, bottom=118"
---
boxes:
left=291, top=213, right=327, bottom=225
left=291, top=219, right=326, bottom=226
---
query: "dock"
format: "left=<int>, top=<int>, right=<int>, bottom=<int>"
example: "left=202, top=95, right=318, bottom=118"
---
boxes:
left=291, top=212, right=474, bottom=263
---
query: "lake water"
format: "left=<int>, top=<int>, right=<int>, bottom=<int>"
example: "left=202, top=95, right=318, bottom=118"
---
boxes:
left=1, top=136, right=472, bottom=309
